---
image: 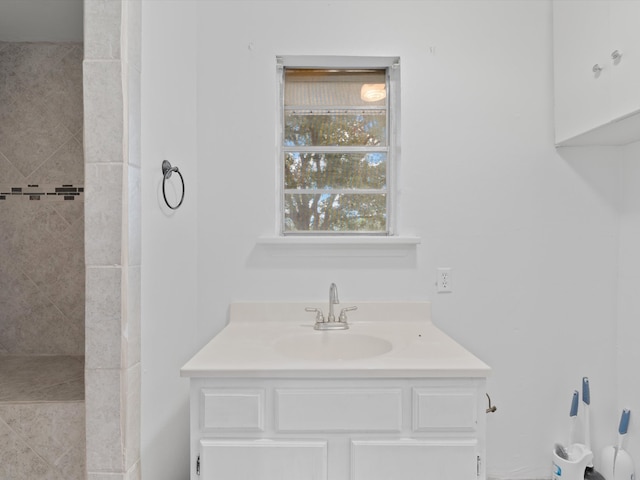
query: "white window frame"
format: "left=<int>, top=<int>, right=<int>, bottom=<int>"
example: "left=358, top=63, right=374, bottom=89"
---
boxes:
left=276, top=55, right=401, bottom=236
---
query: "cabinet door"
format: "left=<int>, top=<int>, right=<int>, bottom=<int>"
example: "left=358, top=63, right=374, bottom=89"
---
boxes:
left=553, top=0, right=610, bottom=143
left=352, top=439, right=478, bottom=480
left=609, top=0, right=640, bottom=119
left=199, top=439, right=327, bottom=480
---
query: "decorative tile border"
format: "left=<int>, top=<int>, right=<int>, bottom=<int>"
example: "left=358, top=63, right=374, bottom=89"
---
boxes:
left=0, top=184, right=84, bottom=202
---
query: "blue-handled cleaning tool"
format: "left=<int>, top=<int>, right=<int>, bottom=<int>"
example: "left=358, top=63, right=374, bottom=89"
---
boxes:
left=613, top=409, right=635, bottom=480
left=555, top=390, right=579, bottom=461
left=602, top=409, right=635, bottom=480
left=583, top=377, right=606, bottom=480
left=570, top=389, right=579, bottom=446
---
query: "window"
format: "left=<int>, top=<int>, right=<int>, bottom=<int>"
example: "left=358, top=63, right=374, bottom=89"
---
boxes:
left=277, top=57, right=399, bottom=236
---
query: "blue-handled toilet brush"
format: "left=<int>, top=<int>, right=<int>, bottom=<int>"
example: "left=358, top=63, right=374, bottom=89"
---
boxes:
left=583, top=378, right=606, bottom=480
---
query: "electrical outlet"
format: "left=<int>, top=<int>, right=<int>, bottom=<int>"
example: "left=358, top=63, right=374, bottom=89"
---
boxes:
left=437, top=268, right=452, bottom=293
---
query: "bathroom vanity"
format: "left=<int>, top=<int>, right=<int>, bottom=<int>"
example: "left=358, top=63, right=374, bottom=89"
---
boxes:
left=181, top=302, right=491, bottom=480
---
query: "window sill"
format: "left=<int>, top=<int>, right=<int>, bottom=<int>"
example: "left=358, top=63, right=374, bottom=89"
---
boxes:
left=256, top=235, right=420, bottom=257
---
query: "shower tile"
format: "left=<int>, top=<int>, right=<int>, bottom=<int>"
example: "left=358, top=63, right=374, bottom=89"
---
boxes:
left=52, top=197, right=85, bottom=225
left=128, top=165, right=141, bottom=266
left=85, top=163, right=123, bottom=266
left=0, top=268, right=78, bottom=355
left=125, top=0, right=142, bottom=72
left=84, top=60, right=123, bottom=164
left=25, top=299, right=83, bottom=354
left=131, top=462, right=142, bottom=480
left=0, top=356, right=84, bottom=402
left=85, top=368, right=125, bottom=471
left=26, top=45, right=84, bottom=135
left=0, top=419, right=51, bottom=479
left=125, top=363, right=141, bottom=470
left=0, top=151, right=25, bottom=184
left=127, top=461, right=142, bottom=480
left=125, top=266, right=141, bottom=367
left=1, top=39, right=86, bottom=479
left=0, top=42, right=72, bottom=104
left=0, top=197, right=84, bottom=356
left=0, top=92, right=73, bottom=178
left=55, top=440, right=87, bottom=480
left=127, top=62, right=141, bottom=168
left=27, top=378, right=85, bottom=402
left=0, top=401, right=85, bottom=479
left=0, top=202, right=67, bottom=258
left=22, top=289, right=81, bottom=356
left=0, top=402, right=84, bottom=464
left=84, top=0, right=123, bottom=60
left=86, top=267, right=123, bottom=369
left=26, top=203, right=68, bottom=237
left=52, top=221, right=85, bottom=326
left=24, top=223, right=85, bottom=318
left=27, top=136, right=84, bottom=186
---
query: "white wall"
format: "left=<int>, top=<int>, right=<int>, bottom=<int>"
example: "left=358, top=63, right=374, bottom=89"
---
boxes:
left=141, top=2, right=198, bottom=479
left=142, top=1, right=623, bottom=479
left=617, top=141, right=640, bottom=464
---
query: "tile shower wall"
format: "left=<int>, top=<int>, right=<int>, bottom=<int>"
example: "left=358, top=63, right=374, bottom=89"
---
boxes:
left=84, top=0, right=142, bottom=477
left=0, top=401, right=85, bottom=478
left=0, top=356, right=85, bottom=479
left=0, top=41, right=84, bottom=355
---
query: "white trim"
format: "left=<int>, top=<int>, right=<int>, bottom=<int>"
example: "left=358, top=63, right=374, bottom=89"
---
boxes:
left=257, top=235, right=420, bottom=245
left=275, top=55, right=401, bottom=237
left=387, top=58, right=401, bottom=236
left=275, top=60, right=285, bottom=233
left=278, top=55, right=399, bottom=69
left=256, top=235, right=420, bottom=258
left=283, top=146, right=388, bottom=154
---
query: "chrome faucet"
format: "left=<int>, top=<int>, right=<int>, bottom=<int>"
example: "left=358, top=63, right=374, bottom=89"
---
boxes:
left=305, top=283, right=357, bottom=330
left=328, top=282, right=339, bottom=322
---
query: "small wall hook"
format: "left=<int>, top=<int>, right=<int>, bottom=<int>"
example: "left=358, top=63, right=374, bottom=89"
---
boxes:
left=486, top=393, right=497, bottom=413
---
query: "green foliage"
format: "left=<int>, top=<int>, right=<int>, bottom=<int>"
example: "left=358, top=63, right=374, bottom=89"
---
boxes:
left=284, top=112, right=388, bottom=232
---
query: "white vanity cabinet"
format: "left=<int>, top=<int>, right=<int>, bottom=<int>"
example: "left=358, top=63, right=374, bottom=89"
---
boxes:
left=181, top=302, right=491, bottom=480
left=553, top=0, right=640, bottom=146
left=189, top=378, right=486, bottom=480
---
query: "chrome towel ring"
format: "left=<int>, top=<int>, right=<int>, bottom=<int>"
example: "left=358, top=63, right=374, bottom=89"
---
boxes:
left=161, top=160, right=185, bottom=210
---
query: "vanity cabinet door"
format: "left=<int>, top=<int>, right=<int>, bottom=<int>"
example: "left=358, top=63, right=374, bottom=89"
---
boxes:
left=199, top=439, right=327, bottom=480
left=351, top=439, right=478, bottom=480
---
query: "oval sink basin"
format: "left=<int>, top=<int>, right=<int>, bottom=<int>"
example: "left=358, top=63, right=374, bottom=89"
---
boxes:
left=274, top=332, right=393, bottom=361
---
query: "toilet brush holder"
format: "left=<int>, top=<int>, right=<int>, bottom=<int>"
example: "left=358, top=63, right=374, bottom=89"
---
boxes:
left=552, top=443, right=593, bottom=480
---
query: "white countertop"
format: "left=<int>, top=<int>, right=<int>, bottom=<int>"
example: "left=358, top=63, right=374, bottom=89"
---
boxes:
left=180, top=302, right=491, bottom=379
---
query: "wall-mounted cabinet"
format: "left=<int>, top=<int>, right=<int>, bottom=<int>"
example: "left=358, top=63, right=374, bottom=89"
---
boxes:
left=553, top=0, right=640, bottom=146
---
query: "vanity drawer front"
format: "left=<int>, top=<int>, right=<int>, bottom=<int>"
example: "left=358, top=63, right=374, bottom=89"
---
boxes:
left=200, top=389, right=264, bottom=432
left=200, top=439, right=327, bottom=480
left=351, top=439, right=478, bottom=480
left=275, top=388, right=402, bottom=432
left=412, top=389, right=477, bottom=432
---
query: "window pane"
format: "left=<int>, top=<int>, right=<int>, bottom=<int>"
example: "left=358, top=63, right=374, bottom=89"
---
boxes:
left=284, top=193, right=387, bottom=232
left=285, top=112, right=387, bottom=147
left=285, top=69, right=386, bottom=108
left=285, top=152, right=387, bottom=190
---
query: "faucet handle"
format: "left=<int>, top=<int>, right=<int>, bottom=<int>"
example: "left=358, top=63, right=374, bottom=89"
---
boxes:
left=338, top=306, right=357, bottom=323
left=305, top=307, right=325, bottom=323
